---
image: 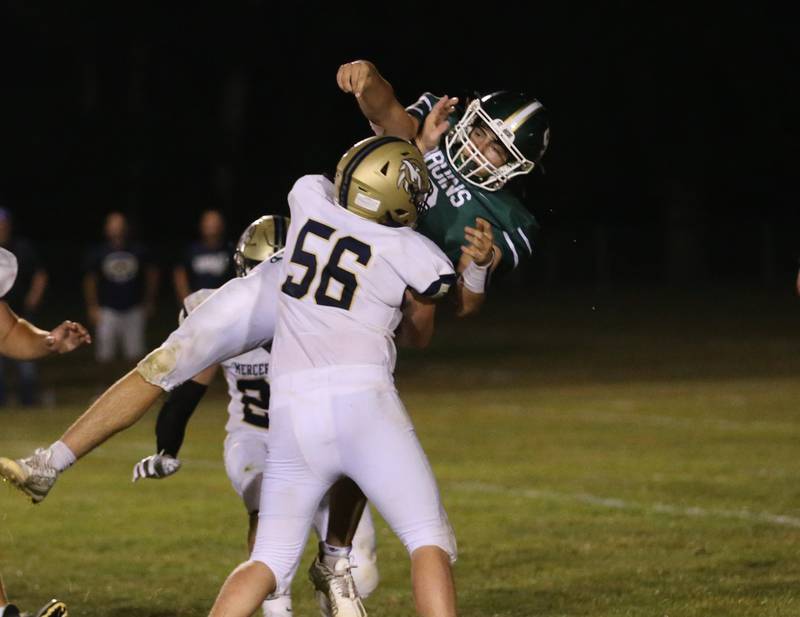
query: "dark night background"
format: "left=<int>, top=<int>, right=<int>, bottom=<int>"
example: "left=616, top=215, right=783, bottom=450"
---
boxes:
left=0, top=2, right=796, bottom=304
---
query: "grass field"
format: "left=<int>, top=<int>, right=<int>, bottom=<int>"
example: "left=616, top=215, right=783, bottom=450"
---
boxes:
left=1, top=289, right=800, bottom=616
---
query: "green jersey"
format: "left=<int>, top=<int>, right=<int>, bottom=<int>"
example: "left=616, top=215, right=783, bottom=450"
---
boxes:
left=407, top=93, right=539, bottom=275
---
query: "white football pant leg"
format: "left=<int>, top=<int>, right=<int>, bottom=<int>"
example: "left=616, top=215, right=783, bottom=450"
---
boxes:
left=334, top=384, right=457, bottom=562
left=250, top=397, right=334, bottom=595
left=224, top=430, right=270, bottom=513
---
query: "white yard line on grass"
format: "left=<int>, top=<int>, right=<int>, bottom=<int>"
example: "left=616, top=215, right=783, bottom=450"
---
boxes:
left=451, top=481, right=800, bottom=529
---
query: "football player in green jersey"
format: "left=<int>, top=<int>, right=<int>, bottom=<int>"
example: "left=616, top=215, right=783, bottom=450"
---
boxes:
left=337, top=60, right=549, bottom=308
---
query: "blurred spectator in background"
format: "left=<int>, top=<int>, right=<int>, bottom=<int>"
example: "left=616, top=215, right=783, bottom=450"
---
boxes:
left=83, top=212, right=159, bottom=364
left=0, top=207, right=49, bottom=406
left=173, top=209, right=233, bottom=302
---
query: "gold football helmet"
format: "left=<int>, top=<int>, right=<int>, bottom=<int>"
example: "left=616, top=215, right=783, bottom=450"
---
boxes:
left=233, top=214, right=290, bottom=277
left=334, top=136, right=430, bottom=228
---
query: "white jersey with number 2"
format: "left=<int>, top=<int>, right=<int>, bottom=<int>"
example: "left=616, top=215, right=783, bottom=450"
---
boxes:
left=178, top=285, right=275, bottom=434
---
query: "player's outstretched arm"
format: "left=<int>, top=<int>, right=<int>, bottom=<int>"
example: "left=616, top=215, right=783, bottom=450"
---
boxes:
left=132, top=364, right=217, bottom=482
left=337, top=59, right=418, bottom=140
left=0, top=302, right=91, bottom=360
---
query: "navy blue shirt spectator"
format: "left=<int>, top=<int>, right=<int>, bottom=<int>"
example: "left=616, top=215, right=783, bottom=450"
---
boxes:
left=83, top=212, right=159, bottom=363
left=181, top=239, right=234, bottom=292
left=174, top=209, right=233, bottom=301
left=83, top=242, right=153, bottom=311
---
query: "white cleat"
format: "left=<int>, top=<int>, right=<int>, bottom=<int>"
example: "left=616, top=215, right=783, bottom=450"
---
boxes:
left=0, top=449, right=58, bottom=504
left=308, top=557, right=367, bottom=617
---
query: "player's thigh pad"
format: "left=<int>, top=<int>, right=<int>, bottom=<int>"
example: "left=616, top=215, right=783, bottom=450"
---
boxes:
left=223, top=430, right=269, bottom=514
left=334, top=386, right=457, bottom=562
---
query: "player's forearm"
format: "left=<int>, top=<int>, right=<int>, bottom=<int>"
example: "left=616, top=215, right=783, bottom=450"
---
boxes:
left=453, top=284, right=486, bottom=318
left=0, top=317, right=53, bottom=359
left=62, top=370, right=163, bottom=459
left=397, top=292, right=436, bottom=348
left=359, top=78, right=416, bottom=140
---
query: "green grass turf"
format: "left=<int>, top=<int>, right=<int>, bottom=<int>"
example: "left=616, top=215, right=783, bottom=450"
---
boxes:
left=1, top=289, right=799, bottom=616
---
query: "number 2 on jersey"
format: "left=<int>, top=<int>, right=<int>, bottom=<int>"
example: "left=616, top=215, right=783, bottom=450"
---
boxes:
left=236, top=379, right=270, bottom=429
left=281, top=220, right=371, bottom=310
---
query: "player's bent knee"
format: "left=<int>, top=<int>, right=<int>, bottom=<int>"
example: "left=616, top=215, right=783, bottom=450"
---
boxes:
left=403, top=525, right=458, bottom=564
left=250, top=554, right=293, bottom=596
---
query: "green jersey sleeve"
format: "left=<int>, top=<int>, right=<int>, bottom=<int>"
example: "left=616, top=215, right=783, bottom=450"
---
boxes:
left=406, top=92, right=442, bottom=129
left=473, top=190, right=539, bottom=276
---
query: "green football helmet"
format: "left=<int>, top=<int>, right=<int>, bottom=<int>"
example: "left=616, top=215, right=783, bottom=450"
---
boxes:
left=233, top=214, right=290, bottom=277
left=445, top=91, right=550, bottom=191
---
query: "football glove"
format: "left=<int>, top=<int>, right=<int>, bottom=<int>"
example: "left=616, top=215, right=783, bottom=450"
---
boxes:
left=132, top=451, right=181, bottom=482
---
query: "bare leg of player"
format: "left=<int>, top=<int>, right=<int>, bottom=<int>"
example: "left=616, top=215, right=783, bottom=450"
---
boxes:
left=411, top=546, right=458, bottom=617
left=62, top=370, right=162, bottom=458
left=0, top=369, right=163, bottom=503
left=209, top=561, right=277, bottom=617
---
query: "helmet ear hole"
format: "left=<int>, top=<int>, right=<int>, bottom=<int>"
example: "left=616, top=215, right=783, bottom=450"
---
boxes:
left=380, top=162, right=390, bottom=176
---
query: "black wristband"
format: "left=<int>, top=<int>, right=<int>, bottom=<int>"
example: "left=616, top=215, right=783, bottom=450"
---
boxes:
left=155, top=379, right=208, bottom=457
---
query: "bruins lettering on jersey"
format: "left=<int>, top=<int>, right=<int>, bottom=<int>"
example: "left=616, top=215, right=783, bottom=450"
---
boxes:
left=425, top=149, right=472, bottom=208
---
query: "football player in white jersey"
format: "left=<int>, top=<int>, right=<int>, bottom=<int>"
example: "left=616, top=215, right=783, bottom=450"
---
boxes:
left=0, top=93, right=492, bottom=508
left=130, top=216, right=379, bottom=617
left=208, top=136, right=459, bottom=617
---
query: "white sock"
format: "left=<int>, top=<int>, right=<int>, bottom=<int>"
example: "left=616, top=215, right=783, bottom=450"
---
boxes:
left=320, top=541, right=351, bottom=570
left=262, top=593, right=292, bottom=616
left=49, top=440, right=76, bottom=472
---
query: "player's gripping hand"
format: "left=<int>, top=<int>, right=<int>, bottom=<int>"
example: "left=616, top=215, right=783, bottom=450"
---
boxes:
left=46, top=320, right=92, bottom=354
left=462, top=218, right=495, bottom=267
left=132, top=451, right=181, bottom=482
left=336, top=60, right=379, bottom=98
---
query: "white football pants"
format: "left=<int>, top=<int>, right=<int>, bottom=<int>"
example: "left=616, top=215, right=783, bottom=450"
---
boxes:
left=251, top=365, right=456, bottom=594
left=224, top=427, right=379, bottom=596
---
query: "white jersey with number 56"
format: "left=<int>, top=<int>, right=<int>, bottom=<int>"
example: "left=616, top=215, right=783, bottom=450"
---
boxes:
left=270, top=174, right=456, bottom=380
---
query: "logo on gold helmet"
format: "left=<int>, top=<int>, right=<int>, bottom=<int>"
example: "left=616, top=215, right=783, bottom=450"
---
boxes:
left=397, top=158, right=426, bottom=198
